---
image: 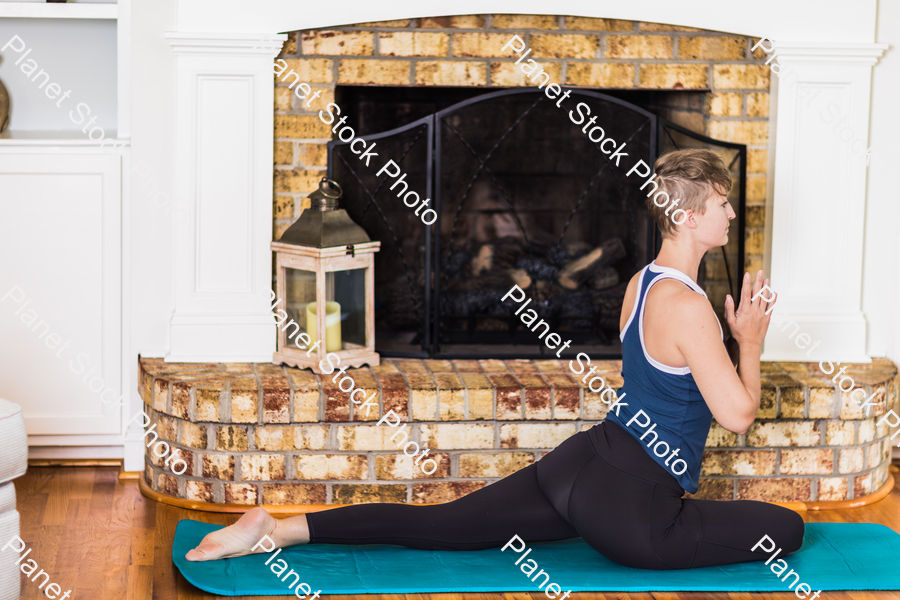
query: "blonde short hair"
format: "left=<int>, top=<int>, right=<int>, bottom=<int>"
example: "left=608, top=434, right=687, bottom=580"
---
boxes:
left=644, top=149, right=733, bottom=238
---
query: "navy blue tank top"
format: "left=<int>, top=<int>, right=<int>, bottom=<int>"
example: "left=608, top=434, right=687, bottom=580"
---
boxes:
left=606, top=262, right=722, bottom=493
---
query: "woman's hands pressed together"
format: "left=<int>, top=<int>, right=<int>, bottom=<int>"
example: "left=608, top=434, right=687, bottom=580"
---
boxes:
left=724, top=270, right=776, bottom=351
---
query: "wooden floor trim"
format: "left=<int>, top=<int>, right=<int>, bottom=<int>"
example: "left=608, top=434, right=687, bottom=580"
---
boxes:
left=139, top=473, right=896, bottom=515
left=29, top=458, right=123, bottom=467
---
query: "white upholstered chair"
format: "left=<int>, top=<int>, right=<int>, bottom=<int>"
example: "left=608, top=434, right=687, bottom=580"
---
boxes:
left=0, top=399, right=28, bottom=600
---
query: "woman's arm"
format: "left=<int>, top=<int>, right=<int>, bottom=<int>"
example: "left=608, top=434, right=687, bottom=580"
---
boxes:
left=676, top=271, right=775, bottom=434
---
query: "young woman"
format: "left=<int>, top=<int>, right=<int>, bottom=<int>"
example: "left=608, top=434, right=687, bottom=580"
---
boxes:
left=186, top=149, right=805, bottom=570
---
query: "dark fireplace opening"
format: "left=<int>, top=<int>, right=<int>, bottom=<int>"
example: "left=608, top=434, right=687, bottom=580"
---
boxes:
left=328, top=86, right=746, bottom=359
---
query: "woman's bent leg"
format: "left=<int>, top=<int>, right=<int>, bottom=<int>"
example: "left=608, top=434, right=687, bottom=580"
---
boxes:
left=307, top=451, right=584, bottom=550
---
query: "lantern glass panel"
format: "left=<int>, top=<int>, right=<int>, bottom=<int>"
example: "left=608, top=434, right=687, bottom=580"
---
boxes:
left=285, top=267, right=316, bottom=338
left=334, top=268, right=367, bottom=349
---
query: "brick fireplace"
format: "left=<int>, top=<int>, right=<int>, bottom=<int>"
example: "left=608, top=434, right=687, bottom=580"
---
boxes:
left=139, top=356, right=897, bottom=506
left=272, top=14, right=772, bottom=357
left=144, top=11, right=895, bottom=508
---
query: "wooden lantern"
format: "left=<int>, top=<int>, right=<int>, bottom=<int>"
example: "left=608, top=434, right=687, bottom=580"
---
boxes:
left=271, top=178, right=380, bottom=372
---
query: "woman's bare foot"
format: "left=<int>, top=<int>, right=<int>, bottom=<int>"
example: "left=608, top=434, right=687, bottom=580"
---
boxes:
left=185, top=507, right=279, bottom=561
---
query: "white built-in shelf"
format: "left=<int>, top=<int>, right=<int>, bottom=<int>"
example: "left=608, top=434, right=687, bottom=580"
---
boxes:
left=0, top=2, right=117, bottom=19
left=0, top=130, right=125, bottom=146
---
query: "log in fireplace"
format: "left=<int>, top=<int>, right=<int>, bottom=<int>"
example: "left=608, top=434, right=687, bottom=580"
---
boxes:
left=327, top=86, right=746, bottom=359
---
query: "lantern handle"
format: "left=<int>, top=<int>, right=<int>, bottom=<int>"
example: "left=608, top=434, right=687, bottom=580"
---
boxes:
left=316, top=177, right=342, bottom=199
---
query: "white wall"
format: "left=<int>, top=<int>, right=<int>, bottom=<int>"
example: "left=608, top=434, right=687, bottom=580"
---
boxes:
left=865, top=0, right=899, bottom=362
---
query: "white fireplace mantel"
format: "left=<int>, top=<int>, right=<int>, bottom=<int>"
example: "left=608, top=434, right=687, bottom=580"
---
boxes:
left=159, top=1, right=887, bottom=363
left=164, top=32, right=287, bottom=362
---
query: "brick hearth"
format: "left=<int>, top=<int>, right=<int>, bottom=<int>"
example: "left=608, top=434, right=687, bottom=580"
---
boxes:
left=138, top=357, right=898, bottom=506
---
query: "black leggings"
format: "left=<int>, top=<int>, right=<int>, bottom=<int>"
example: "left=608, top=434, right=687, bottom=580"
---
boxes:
left=306, top=420, right=805, bottom=569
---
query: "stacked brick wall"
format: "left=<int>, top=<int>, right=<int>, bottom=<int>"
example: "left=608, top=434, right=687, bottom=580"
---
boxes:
left=138, top=357, right=898, bottom=505
left=273, top=15, right=773, bottom=309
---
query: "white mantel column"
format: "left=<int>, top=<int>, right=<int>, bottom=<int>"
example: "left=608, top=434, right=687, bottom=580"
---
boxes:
left=762, top=41, right=887, bottom=363
left=164, top=33, right=286, bottom=362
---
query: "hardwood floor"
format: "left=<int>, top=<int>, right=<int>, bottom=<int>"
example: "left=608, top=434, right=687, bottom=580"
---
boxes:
left=12, top=466, right=900, bottom=600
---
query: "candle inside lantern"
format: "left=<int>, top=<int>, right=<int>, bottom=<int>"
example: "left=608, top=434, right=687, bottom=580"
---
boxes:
left=307, top=301, right=342, bottom=352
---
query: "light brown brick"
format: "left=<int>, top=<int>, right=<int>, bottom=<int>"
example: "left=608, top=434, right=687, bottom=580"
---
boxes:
left=706, top=422, right=738, bottom=447
left=253, top=426, right=290, bottom=451
left=779, top=387, right=805, bottom=418
left=425, top=360, right=455, bottom=373
left=408, top=374, right=438, bottom=421
left=375, top=453, right=451, bottom=479
left=490, top=61, right=562, bottom=87
left=583, top=390, right=610, bottom=420
left=678, top=36, right=745, bottom=60
left=196, top=385, right=221, bottom=421
left=412, top=481, right=486, bottom=503
left=639, top=22, right=702, bottom=32
left=747, top=421, right=819, bottom=447
left=435, top=373, right=466, bottom=420
left=175, top=421, right=203, bottom=449
left=224, top=482, right=258, bottom=505
left=275, top=169, right=324, bottom=195
left=202, top=453, right=235, bottom=480
left=757, top=387, right=776, bottom=419
left=354, top=19, right=412, bottom=28
left=273, top=195, right=293, bottom=220
left=274, top=116, right=331, bottom=140
left=867, top=441, right=883, bottom=470
left=467, top=388, right=494, bottom=420
left=274, top=142, right=294, bottom=169
left=713, top=65, right=770, bottom=89
left=415, top=61, right=486, bottom=86
left=459, top=452, right=534, bottom=477
left=453, top=33, right=518, bottom=58
left=274, top=87, right=293, bottom=111
left=816, top=476, right=848, bottom=501
left=746, top=176, right=766, bottom=202
left=295, top=454, right=367, bottom=480
left=854, top=472, right=874, bottom=497
left=280, top=31, right=298, bottom=56
left=240, top=455, right=285, bottom=481
left=420, top=423, right=494, bottom=449
left=606, top=35, right=672, bottom=59
left=840, top=388, right=866, bottom=420
left=380, top=32, right=448, bottom=57
left=262, top=483, right=326, bottom=505
left=826, top=421, right=855, bottom=446
left=337, top=424, right=403, bottom=451
left=639, top=64, right=707, bottom=88
left=565, top=17, right=632, bottom=31
left=499, top=423, right=577, bottom=449
left=780, top=448, right=833, bottom=475
left=838, top=447, right=864, bottom=474
left=299, top=143, right=328, bottom=168
left=302, top=31, right=373, bottom=56
left=230, top=380, right=259, bottom=423
left=333, top=484, right=406, bottom=504
left=702, top=450, right=775, bottom=476
left=566, top=63, right=634, bottom=87
left=491, top=15, right=558, bottom=30
left=707, top=121, right=768, bottom=145
left=859, top=418, right=876, bottom=443
left=293, top=425, right=329, bottom=450
left=747, top=149, right=767, bottom=173
left=185, top=480, right=212, bottom=503
left=707, top=92, right=742, bottom=117
left=339, top=59, right=410, bottom=84
left=153, top=379, right=168, bottom=412
left=420, top=16, right=485, bottom=29
left=278, top=58, right=334, bottom=84
left=531, top=34, right=599, bottom=59
left=747, top=92, right=769, bottom=117
left=809, top=387, right=834, bottom=419
left=737, top=478, right=811, bottom=502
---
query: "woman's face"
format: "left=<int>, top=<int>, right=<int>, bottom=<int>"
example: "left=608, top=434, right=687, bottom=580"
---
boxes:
left=697, top=189, right=736, bottom=247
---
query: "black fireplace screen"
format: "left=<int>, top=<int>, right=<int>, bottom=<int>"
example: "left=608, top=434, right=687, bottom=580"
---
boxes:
left=328, top=88, right=746, bottom=359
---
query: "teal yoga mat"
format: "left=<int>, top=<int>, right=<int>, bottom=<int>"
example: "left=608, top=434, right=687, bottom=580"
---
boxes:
left=173, top=520, right=900, bottom=595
